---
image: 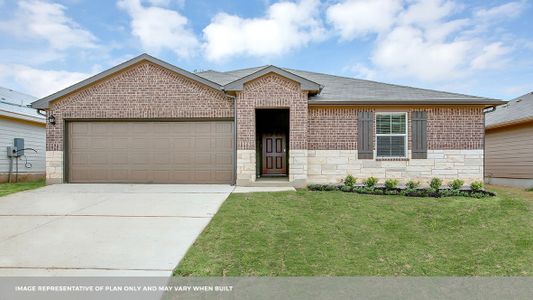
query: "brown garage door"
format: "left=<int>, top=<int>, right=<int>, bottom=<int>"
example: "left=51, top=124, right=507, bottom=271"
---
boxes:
left=67, top=121, right=233, bottom=183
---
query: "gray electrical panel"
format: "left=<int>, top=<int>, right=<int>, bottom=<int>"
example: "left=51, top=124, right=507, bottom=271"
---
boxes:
left=14, top=138, right=24, bottom=156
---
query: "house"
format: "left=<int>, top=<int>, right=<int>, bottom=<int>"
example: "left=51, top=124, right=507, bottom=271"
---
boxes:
left=485, top=92, right=533, bottom=188
left=30, top=54, right=504, bottom=186
left=1, top=87, right=45, bottom=182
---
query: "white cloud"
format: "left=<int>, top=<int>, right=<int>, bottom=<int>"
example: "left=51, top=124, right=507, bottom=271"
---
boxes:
left=336, top=0, right=523, bottom=82
left=118, top=0, right=199, bottom=58
left=0, top=64, right=90, bottom=98
left=203, top=0, right=325, bottom=61
left=0, top=0, right=97, bottom=50
left=326, top=0, right=403, bottom=39
left=470, top=42, right=512, bottom=70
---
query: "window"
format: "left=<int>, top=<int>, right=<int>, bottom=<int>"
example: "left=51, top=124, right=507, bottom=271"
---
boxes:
left=376, top=113, right=407, bottom=157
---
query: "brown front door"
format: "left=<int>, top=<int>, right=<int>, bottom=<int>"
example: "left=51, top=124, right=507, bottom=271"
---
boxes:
left=262, top=133, right=287, bottom=176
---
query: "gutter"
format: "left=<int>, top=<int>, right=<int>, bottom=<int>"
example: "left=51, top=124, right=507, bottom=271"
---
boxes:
left=308, top=99, right=506, bottom=106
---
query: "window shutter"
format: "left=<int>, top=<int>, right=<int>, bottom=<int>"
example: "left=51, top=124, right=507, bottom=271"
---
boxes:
left=411, top=111, right=427, bottom=159
left=357, top=111, right=374, bottom=159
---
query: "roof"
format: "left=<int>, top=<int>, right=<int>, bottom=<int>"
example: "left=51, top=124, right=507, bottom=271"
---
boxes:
left=31, top=53, right=504, bottom=109
left=198, top=66, right=504, bottom=105
left=31, top=54, right=223, bottom=109
left=0, top=87, right=44, bottom=123
left=485, top=92, right=533, bottom=129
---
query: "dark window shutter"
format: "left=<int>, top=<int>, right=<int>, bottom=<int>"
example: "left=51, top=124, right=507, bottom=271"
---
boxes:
left=411, top=111, right=427, bottom=159
left=357, top=111, right=374, bottom=159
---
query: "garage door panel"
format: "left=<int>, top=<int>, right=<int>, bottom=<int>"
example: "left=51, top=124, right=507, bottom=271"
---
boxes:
left=68, top=121, right=233, bottom=183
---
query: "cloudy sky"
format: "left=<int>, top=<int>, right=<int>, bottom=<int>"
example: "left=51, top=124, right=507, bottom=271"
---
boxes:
left=0, top=0, right=531, bottom=100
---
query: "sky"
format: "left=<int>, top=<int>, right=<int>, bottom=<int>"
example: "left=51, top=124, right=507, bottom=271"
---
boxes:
left=0, top=0, right=531, bottom=100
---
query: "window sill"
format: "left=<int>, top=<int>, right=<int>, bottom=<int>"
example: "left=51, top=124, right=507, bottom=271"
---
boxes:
left=376, top=157, right=409, bottom=161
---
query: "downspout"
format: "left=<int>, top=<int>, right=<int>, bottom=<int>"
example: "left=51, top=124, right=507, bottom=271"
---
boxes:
left=483, top=105, right=497, bottom=183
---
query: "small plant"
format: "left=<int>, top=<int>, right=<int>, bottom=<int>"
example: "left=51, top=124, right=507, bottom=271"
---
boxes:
left=406, top=180, right=420, bottom=190
left=340, top=185, right=353, bottom=192
left=450, top=179, right=464, bottom=190
left=526, top=187, right=533, bottom=192
left=363, top=177, right=378, bottom=188
left=384, top=179, right=399, bottom=190
left=324, top=184, right=338, bottom=191
left=470, top=181, right=484, bottom=192
left=429, top=177, right=442, bottom=190
left=344, top=174, right=356, bottom=187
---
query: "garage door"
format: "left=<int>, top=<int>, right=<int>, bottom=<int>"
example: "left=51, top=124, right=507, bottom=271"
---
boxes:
left=67, top=121, right=233, bottom=183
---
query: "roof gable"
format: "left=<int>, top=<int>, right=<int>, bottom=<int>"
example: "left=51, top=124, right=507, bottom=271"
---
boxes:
left=223, top=65, right=321, bottom=92
left=31, top=54, right=223, bottom=109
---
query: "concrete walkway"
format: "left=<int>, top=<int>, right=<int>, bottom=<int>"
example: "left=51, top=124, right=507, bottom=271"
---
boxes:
left=0, top=184, right=233, bottom=276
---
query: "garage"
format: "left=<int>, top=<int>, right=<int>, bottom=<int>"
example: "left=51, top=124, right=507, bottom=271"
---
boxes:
left=67, top=121, right=234, bottom=184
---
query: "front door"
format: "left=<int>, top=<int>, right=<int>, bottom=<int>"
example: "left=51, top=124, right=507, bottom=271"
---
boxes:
left=262, top=133, right=287, bottom=176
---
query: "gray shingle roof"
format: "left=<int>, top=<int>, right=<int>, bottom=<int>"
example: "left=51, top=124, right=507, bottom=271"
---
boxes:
left=196, top=66, right=503, bottom=105
left=485, top=92, right=533, bottom=129
left=0, top=86, right=44, bottom=122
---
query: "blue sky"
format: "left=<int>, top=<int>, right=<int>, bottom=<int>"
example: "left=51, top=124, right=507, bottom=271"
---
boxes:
left=0, top=0, right=531, bottom=100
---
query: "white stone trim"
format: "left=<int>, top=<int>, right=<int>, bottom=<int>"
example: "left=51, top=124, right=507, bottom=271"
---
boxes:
left=45, top=151, right=63, bottom=184
left=308, top=149, right=483, bottom=184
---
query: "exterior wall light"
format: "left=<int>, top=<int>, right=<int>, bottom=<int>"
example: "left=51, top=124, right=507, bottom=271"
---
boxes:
left=48, top=114, right=56, bottom=125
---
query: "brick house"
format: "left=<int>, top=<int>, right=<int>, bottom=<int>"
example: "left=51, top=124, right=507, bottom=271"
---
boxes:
left=31, top=54, right=503, bottom=187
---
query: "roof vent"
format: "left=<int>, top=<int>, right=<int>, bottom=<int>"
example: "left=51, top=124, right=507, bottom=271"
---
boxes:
left=516, top=99, right=522, bottom=103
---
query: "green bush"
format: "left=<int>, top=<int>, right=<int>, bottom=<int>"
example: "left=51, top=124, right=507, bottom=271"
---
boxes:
left=470, top=181, right=484, bottom=192
left=307, top=184, right=323, bottom=191
left=384, top=179, right=399, bottom=190
left=526, top=187, right=533, bottom=192
left=324, top=184, right=338, bottom=191
left=406, top=180, right=420, bottom=189
left=363, top=177, right=378, bottom=188
left=340, top=185, right=353, bottom=192
left=450, top=179, right=464, bottom=190
left=429, top=177, right=442, bottom=190
left=344, top=174, right=356, bottom=187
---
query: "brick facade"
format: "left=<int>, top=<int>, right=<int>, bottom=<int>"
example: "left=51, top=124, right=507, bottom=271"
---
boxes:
left=46, top=61, right=233, bottom=151
left=236, top=73, right=308, bottom=150
left=308, top=106, right=484, bottom=151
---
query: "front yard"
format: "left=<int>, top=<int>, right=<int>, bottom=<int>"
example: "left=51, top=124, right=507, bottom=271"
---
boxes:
left=175, top=185, right=533, bottom=276
left=0, top=180, right=45, bottom=197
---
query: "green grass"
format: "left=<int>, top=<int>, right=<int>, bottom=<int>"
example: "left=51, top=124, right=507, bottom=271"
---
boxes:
left=0, top=180, right=45, bottom=197
left=175, top=185, right=532, bottom=276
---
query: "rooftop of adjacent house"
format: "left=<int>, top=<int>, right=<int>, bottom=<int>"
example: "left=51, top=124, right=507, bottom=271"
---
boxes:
left=196, top=66, right=503, bottom=104
left=485, top=92, right=533, bottom=129
left=0, top=86, right=44, bottom=123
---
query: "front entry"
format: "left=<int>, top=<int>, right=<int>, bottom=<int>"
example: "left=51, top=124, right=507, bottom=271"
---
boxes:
left=261, top=133, right=287, bottom=176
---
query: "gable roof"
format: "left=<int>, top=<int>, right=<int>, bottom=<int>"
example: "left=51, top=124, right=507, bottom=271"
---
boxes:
left=0, top=86, right=44, bottom=123
left=486, top=92, right=533, bottom=129
left=223, top=65, right=321, bottom=91
left=197, top=66, right=503, bottom=105
left=31, top=54, right=223, bottom=109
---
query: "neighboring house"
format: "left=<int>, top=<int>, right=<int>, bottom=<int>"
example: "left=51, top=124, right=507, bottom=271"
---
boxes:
left=31, top=54, right=503, bottom=186
left=1, top=87, right=45, bottom=182
left=485, top=92, right=533, bottom=188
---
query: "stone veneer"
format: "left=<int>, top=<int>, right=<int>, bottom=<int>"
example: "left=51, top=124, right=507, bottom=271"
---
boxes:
left=308, top=150, right=483, bottom=184
left=46, top=151, right=63, bottom=184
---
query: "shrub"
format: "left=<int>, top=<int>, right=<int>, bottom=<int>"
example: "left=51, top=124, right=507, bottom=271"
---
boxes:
left=470, top=181, right=484, bottom=192
left=450, top=179, right=464, bottom=190
left=406, top=180, right=420, bottom=190
left=344, top=174, right=356, bottom=187
left=429, top=177, right=442, bottom=190
left=324, top=184, right=338, bottom=191
left=340, top=185, right=353, bottom=192
left=307, top=184, right=322, bottom=191
left=526, top=187, right=533, bottom=192
left=363, top=177, right=378, bottom=188
left=384, top=179, right=399, bottom=190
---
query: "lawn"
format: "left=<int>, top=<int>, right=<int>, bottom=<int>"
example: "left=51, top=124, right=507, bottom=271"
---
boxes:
left=0, top=180, right=45, bottom=197
left=175, top=185, right=533, bottom=276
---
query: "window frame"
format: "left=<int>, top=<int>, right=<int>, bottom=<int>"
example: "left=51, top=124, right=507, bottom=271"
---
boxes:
left=375, top=112, right=408, bottom=158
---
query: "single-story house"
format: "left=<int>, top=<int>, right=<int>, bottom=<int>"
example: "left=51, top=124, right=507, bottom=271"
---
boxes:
left=31, top=54, right=504, bottom=187
left=1, top=86, right=45, bottom=182
left=485, top=92, right=533, bottom=188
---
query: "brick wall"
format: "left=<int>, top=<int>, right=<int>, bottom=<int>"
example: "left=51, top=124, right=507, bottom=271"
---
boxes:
left=46, top=61, right=233, bottom=151
left=308, top=106, right=484, bottom=150
left=236, top=73, right=308, bottom=150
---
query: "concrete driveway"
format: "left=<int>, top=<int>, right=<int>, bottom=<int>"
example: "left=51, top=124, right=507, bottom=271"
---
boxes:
left=0, top=184, right=233, bottom=276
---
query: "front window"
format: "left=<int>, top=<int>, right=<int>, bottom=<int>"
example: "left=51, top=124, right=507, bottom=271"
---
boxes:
left=376, top=113, right=407, bottom=157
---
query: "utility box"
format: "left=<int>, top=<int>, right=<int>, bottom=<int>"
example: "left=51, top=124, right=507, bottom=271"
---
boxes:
left=14, top=138, right=24, bottom=156
left=6, top=146, right=17, bottom=157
